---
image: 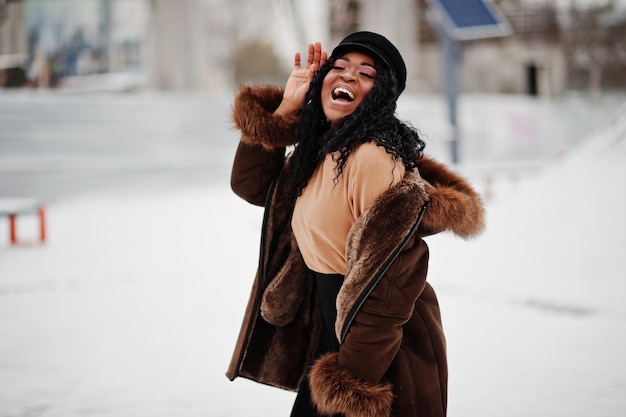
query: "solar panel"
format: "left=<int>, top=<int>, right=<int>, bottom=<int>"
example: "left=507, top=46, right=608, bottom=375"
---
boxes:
left=427, top=0, right=511, bottom=40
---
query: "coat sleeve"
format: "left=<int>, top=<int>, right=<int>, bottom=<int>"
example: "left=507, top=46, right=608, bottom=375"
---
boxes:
left=340, top=235, right=429, bottom=378
left=308, top=236, right=428, bottom=417
left=230, top=85, right=298, bottom=206
left=230, top=141, right=285, bottom=206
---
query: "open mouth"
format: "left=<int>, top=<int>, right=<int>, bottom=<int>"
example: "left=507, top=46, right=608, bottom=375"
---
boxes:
left=332, top=87, right=355, bottom=102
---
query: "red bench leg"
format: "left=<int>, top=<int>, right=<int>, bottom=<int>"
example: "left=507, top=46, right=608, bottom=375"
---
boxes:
left=39, top=206, right=46, bottom=243
left=9, top=214, right=17, bottom=244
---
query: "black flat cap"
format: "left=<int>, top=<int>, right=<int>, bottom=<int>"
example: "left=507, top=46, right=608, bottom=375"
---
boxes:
left=330, top=31, right=407, bottom=95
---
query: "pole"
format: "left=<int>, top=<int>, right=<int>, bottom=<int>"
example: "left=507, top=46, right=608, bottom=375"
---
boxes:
left=441, top=27, right=460, bottom=164
left=101, top=0, right=113, bottom=72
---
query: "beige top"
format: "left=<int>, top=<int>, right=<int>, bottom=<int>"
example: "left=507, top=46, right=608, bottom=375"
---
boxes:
left=291, top=142, right=405, bottom=275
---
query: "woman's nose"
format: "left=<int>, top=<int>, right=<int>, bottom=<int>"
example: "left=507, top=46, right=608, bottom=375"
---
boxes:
left=340, top=69, right=356, bottom=82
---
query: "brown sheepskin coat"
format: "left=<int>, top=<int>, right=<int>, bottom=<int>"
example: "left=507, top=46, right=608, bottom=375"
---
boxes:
left=226, top=85, right=485, bottom=417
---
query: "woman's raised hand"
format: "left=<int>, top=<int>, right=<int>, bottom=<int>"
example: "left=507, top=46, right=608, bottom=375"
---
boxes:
left=274, top=42, right=327, bottom=116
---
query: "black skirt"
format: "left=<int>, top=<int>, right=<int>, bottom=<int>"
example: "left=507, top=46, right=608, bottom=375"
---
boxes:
left=315, top=271, right=343, bottom=354
left=289, top=271, right=344, bottom=417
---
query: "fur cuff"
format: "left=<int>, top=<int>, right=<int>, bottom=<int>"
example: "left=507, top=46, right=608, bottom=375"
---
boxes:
left=423, top=183, right=485, bottom=238
left=232, top=85, right=299, bottom=148
left=309, top=353, right=393, bottom=417
left=418, top=157, right=485, bottom=238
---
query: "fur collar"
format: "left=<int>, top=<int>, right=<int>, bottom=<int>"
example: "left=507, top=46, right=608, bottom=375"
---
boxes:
left=338, top=169, right=428, bottom=339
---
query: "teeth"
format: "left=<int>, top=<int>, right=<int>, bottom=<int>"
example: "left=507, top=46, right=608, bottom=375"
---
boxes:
left=333, top=87, right=355, bottom=101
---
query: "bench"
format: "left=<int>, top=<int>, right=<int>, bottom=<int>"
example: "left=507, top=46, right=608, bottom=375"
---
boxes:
left=0, top=198, right=46, bottom=245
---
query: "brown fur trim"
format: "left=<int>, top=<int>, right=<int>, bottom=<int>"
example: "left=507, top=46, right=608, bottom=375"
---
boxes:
left=232, top=85, right=299, bottom=148
left=260, top=236, right=308, bottom=326
left=309, top=353, right=393, bottom=417
left=338, top=171, right=427, bottom=338
left=418, top=157, right=485, bottom=238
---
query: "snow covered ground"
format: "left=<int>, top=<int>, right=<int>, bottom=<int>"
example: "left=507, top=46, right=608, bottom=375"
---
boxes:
left=0, top=90, right=625, bottom=417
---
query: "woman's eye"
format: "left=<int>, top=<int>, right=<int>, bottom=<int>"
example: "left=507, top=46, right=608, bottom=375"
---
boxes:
left=332, top=59, right=348, bottom=70
left=359, top=70, right=376, bottom=79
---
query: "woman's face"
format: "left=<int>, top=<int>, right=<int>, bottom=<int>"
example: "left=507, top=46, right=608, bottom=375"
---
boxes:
left=321, top=51, right=377, bottom=125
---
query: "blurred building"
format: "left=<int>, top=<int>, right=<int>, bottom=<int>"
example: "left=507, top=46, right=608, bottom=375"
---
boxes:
left=1, top=0, right=145, bottom=87
left=564, top=0, right=626, bottom=94
left=25, top=0, right=110, bottom=86
left=330, top=0, right=421, bottom=93
left=0, top=0, right=26, bottom=55
left=145, top=0, right=330, bottom=91
left=413, top=0, right=567, bottom=95
left=0, top=0, right=27, bottom=86
left=1, top=0, right=624, bottom=93
left=333, top=0, right=625, bottom=96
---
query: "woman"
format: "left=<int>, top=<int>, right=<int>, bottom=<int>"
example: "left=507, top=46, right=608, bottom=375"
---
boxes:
left=226, top=31, right=485, bottom=417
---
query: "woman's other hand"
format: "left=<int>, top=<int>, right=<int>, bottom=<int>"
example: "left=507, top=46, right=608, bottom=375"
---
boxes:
left=274, top=42, right=327, bottom=117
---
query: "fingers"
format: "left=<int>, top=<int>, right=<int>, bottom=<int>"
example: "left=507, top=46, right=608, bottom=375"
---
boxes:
left=294, top=51, right=302, bottom=69
left=312, top=42, right=324, bottom=68
left=320, top=49, right=328, bottom=65
left=294, top=42, right=327, bottom=77
left=306, top=43, right=315, bottom=67
left=305, top=42, right=327, bottom=69
left=308, top=64, right=318, bottom=81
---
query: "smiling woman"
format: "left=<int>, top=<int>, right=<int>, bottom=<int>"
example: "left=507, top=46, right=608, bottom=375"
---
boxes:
left=226, top=31, right=485, bottom=417
left=321, top=52, right=377, bottom=125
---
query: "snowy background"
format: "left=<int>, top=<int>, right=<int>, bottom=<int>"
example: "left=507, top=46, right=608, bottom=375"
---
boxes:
left=0, top=88, right=625, bottom=417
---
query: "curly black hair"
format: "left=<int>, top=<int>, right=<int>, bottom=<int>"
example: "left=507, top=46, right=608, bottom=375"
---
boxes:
left=290, top=57, right=426, bottom=198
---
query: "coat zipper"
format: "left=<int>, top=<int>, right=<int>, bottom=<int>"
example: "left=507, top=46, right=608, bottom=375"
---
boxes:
left=340, top=203, right=427, bottom=344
